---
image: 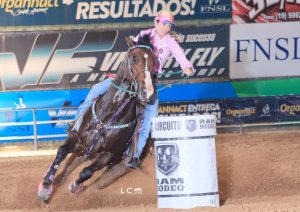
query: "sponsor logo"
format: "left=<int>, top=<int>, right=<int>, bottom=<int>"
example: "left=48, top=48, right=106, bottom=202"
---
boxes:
left=230, top=22, right=300, bottom=79
left=241, top=0, right=300, bottom=20
left=185, top=119, right=197, bottom=132
left=226, top=108, right=256, bottom=117
left=280, top=104, right=300, bottom=115
left=1, top=0, right=59, bottom=16
left=157, top=177, right=185, bottom=192
left=14, top=95, right=26, bottom=109
left=263, top=104, right=271, bottom=115
left=156, top=144, right=179, bottom=175
left=209, top=0, right=220, bottom=4
left=200, top=0, right=231, bottom=13
left=0, top=31, right=117, bottom=91
left=199, top=117, right=217, bottom=129
left=234, top=37, right=300, bottom=63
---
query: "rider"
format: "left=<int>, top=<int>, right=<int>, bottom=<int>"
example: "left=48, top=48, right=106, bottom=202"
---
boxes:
left=72, top=9, right=194, bottom=169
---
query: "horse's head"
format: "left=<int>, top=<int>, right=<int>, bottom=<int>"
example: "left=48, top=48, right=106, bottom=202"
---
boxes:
left=122, top=35, right=155, bottom=104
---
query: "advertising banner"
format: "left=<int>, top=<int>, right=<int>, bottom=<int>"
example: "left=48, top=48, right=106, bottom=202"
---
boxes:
left=230, top=22, right=300, bottom=80
left=0, top=26, right=229, bottom=92
left=159, top=97, right=279, bottom=125
left=0, top=0, right=231, bottom=27
left=232, top=0, right=300, bottom=24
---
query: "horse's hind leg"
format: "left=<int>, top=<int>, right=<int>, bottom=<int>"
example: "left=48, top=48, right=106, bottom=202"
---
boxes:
left=96, top=161, right=131, bottom=189
left=69, top=152, right=112, bottom=193
left=38, top=141, right=75, bottom=201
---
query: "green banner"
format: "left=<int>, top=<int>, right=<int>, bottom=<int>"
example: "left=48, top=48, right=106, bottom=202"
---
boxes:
left=232, top=78, right=300, bottom=97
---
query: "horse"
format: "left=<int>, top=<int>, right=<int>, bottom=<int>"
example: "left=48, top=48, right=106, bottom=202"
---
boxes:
left=38, top=36, right=155, bottom=201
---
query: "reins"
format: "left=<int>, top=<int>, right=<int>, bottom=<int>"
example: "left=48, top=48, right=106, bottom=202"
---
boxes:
left=157, top=71, right=190, bottom=92
left=110, top=81, right=137, bottom=95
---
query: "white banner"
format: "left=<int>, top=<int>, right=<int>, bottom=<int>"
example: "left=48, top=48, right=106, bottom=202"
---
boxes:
left=230, top=22, right=300, bottom=79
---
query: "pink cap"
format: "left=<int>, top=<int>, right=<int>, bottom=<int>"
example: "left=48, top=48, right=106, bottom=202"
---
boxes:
left=155, top=10, right=175, bottom=26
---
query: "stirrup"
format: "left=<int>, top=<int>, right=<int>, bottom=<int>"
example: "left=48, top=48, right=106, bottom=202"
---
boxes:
left=125, top=157, right=141, bottom=169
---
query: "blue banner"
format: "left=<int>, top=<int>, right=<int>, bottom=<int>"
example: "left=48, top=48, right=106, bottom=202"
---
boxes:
left=0, top=0, right=231, bottom=26
left=157, top=82, right=236, bottom=101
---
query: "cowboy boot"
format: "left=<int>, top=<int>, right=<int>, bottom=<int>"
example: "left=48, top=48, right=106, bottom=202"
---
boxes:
left=125, top=133, right=141, bottom=169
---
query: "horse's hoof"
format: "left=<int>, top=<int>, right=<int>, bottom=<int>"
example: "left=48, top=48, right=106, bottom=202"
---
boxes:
left=69, top=181, right=84, bottom=194
left=37, top=181, right=53, bottom=202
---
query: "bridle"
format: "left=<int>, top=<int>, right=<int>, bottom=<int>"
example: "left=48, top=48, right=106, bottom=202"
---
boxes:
left=110, top=45, right=153, bottom=97
left=91, top=44, right=153, bottom=130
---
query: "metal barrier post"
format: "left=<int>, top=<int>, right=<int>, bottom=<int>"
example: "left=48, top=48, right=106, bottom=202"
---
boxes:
left=33, top=108, right=38, bottom=150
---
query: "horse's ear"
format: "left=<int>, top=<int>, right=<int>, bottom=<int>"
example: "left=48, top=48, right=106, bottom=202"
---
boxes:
left=125, top=36, right=135, bottom=48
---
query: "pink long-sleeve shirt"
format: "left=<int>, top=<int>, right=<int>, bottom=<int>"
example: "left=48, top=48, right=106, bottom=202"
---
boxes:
left=134, top=28, right=194, bottom=73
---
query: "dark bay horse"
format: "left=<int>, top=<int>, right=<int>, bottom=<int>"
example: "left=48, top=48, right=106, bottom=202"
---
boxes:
left=38, top=36, right=155, bottom=201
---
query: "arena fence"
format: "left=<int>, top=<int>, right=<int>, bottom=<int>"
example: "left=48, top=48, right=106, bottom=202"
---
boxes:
left=0, top=107, right=75, bottom=150
left=0, top=107, right=300, bottom=150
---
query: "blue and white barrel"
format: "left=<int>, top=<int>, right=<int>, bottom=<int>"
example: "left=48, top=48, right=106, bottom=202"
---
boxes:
left=151, top=115, right=219, bottom=209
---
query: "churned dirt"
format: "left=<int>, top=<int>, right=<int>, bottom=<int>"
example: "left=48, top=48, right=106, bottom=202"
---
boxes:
left=1, top=131, right=300, bottom=211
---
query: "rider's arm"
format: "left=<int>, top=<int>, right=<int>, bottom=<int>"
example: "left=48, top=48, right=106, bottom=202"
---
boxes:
left=167, top=36, right=195, bottom=75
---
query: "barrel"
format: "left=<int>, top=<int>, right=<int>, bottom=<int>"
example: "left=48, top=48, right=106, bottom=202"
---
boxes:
left=151, top=115, right=219, bottom=209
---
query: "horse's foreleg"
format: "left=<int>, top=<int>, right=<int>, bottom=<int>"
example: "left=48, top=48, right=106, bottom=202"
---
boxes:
left=38, top=142, right=74, bottom=201
left=54, top=154, right=85, bottom=186
left=43, top=143, right=73, bottom=185
left=69, top=152, right=112, bottom=194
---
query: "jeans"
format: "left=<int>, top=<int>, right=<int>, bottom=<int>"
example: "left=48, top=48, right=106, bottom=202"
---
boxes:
left=76, top=78, right=112, bottom=119
left=134, top=99, right=158, bottom=158
left=76, top=78, right=159, bottom=158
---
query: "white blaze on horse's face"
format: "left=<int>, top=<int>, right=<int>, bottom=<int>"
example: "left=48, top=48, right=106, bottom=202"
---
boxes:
left=143, top=53, right=154, bottom=101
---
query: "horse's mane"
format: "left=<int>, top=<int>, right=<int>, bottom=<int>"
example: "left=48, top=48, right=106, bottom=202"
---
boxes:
left=135, top=34, right=153, bottom=50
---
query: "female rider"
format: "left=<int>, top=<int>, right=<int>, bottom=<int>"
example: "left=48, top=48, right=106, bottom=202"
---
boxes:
left=73, top=9, right=194, bottom=169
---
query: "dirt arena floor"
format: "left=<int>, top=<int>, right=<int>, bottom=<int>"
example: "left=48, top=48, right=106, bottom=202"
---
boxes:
left=1, top=131, right=300, bottom=211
